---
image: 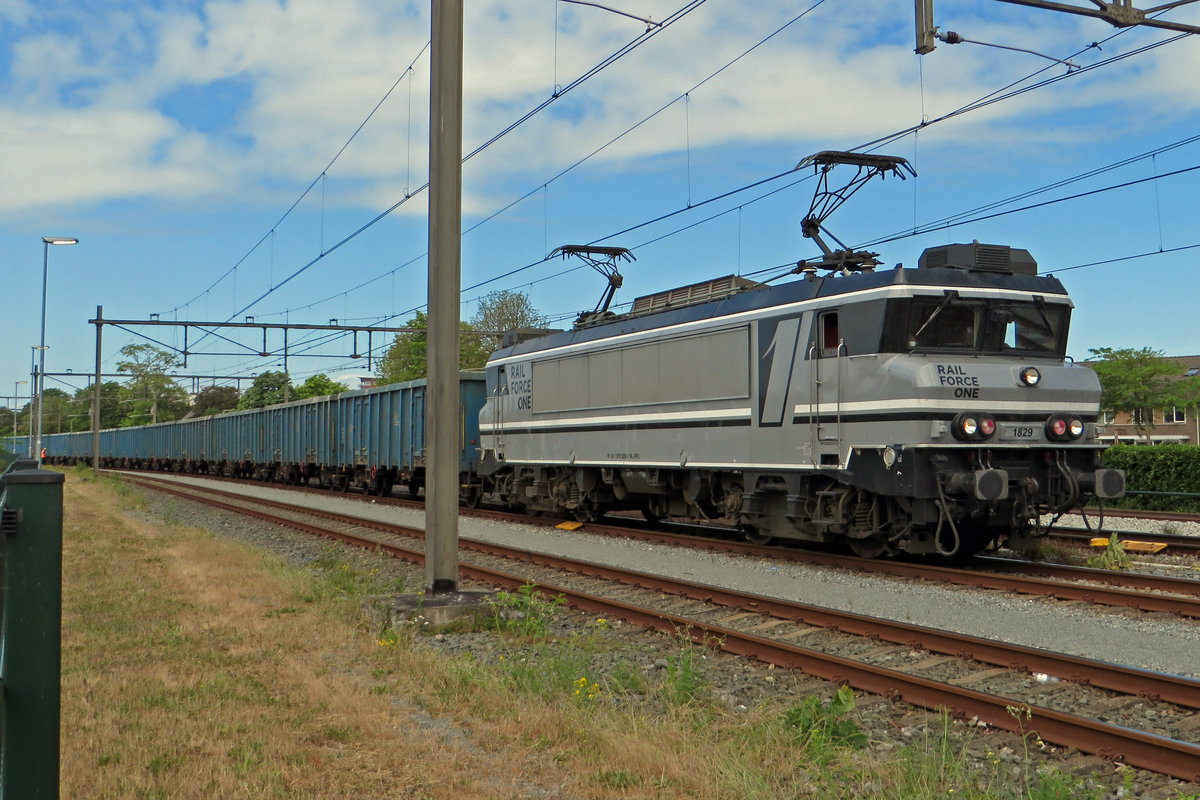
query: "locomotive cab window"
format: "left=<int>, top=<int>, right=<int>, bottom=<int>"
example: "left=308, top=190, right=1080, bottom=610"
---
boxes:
left=883, top=296, right=1068, bottom=356
left=819, top=311, right=840, bottom=356
left=490, top=366, right=508, bottom=396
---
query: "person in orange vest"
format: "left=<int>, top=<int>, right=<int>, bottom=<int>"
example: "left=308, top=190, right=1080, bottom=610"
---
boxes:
left=40, top=448, right=46, bottom=460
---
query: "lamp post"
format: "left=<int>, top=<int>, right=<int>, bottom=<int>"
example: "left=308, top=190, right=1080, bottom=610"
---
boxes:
left=35, top=236, right=78, bottom=466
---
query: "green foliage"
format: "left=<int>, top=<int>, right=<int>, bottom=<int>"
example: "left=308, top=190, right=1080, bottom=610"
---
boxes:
left=486, top=583, right=566, bottom=638
left=471, top=289, right=549, bottom=353
left=237, top=371, right=291, bottom=410
left=783, top=686, right=868, bottom=750
left=1088, top=347, right=1200, bottom=441
left=1101, top=444, right=1200, bottom=511
left=293, top=374, right=346, bottom=399
left=375, top=311, right=491, bottom=385
left=192, top=385, right=240, bottom=416
left=1086, top=532, right=1132, bottom=571
left=661, top=642, right=709, bottom=707
left=375, top=292, right=547, bottom=385
left=115, top=343, right=189, bottom=424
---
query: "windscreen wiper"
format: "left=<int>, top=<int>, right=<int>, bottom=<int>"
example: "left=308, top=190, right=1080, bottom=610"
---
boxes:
left=1031, top=295, right=1055, bottom=336
left=910, top=290, right=960, bottom=345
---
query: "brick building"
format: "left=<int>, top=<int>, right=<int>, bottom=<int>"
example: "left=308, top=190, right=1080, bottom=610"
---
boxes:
left=1089, top=355, right=1200, bottom=445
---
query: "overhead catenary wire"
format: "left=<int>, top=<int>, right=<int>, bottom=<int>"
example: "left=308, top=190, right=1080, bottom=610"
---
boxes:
left=156, top=5, right=1199, bottom=384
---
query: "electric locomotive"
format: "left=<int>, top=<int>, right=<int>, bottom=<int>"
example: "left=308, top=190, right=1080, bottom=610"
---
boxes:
left=476, top=238, right=1123, bottom=557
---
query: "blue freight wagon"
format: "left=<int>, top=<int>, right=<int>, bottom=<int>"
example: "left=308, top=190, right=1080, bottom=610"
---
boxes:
left=43, top=372, right=487, bottom=499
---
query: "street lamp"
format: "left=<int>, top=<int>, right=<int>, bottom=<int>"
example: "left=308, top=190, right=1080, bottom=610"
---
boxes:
left=35, top=236, right=78, bottom=466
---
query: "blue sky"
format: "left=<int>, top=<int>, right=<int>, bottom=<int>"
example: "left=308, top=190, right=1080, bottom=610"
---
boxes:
left=3, top=0, right=1200, bottom=405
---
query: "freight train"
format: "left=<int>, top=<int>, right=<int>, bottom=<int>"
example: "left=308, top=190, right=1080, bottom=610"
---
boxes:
left=45, top=241, right=1124, bottom=557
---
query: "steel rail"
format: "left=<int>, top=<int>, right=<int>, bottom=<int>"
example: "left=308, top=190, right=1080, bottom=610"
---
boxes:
left=119, top=471, right=1200, bottom=616
left=1048, top=527, right=1200, bottom=554
left=125, top=474, right=1200, bottom=781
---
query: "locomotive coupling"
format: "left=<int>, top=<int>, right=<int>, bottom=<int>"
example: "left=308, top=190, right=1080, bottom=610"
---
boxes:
left=946, top=468, right=1009, bottom=501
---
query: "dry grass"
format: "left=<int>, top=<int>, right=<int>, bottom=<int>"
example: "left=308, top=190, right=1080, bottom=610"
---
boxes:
left=61, top=473, right=585, bottom=799
left=59, top=471, right=1135, bottom=800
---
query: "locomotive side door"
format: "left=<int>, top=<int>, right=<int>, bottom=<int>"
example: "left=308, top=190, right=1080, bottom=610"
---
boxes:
left=493, top=366, right=507, bottom=459
left=810, top=310, right=843, bottom=459
left=757, top=313, right=813, bottom=465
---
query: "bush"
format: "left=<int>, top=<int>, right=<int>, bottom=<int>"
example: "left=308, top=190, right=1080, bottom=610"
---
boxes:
left=1101, top=444, right=1200, bottom=511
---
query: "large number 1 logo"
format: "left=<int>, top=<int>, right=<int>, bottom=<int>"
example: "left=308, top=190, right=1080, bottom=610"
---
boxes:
left=757, top=316, right=803, bottom=427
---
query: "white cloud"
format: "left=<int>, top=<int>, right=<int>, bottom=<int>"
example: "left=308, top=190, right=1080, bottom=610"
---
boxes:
left=0, top=0, right=1197, bottom=219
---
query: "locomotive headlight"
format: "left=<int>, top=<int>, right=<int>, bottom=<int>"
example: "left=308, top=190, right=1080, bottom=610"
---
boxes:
left=1019, top=366, right=1041, bottom=387
left=1068, top=418, right=1085, bottom=438
left=952, top=411, right=995, bottom=441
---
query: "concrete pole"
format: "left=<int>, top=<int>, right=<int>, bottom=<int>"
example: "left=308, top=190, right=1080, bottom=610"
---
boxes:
left=425, top=0, right=463, bottom=594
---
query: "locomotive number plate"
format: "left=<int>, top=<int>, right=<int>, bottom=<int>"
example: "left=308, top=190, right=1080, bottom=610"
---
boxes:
left=1000, top=424, right=1038, bottom=440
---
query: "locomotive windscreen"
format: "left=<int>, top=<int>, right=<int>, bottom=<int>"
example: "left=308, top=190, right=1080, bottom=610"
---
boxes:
left=881, top=296, right=1069, bottom=355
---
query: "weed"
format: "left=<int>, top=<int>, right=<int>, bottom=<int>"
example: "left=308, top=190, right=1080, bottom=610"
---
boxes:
left=596, top=768, right=641, bottom=788
left=146, top=751, right=184, bottom=775
left=661, top=637, right=710, bottom=707
left=605, top=659, right=650, bottom=695
left=377, top=629, right=404, bottom=648
left=783, top=685, right=867, bottom=751
left=1086, top=532, right=1132, bottom=570
left=572, top=676, right=601, bottom=703
left=497, top=641, right=591, bottom=701
left=322, top=725, right=358, bottom=743
left=486, top=583, right=565, bottom=638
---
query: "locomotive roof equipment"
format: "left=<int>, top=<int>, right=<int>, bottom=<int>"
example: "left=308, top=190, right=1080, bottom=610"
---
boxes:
left=796, top=151, right=916, bottom=274
left=550, top=244, right=635, bottom=329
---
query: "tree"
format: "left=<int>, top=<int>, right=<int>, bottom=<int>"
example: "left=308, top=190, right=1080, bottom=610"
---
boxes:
left=193, top=385, right=241, bottom=416
left=470, top=290, right=549, bottom=353
left=375, top=292, right=548, bottom=385
left=377, top=312, right=432, bottom=384
left=238, top=372, right=292, bottom=409
left=1087, top=347, right=1193, bottom=443
left=75, top=382, right=125, bottom=429
left=117, top=343, right=188, bottom=424
left=293, top=374, right=346, bottom=399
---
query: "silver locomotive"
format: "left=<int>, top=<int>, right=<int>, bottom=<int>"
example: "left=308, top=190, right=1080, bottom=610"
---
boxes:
left=477, top=240, right=1123, bottom=557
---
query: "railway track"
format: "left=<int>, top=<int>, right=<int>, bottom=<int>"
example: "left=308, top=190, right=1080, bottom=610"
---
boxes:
left=111, top=469, right=1200, bottom=617
left=123, top=473, right=1200, bottom=783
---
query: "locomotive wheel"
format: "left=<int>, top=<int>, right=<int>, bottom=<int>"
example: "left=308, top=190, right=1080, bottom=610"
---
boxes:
left=741, top=525, right=774, bottom=546
left=463, top=486, right=482, bottom=508
left=848, top=534, right=888, bottom=559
